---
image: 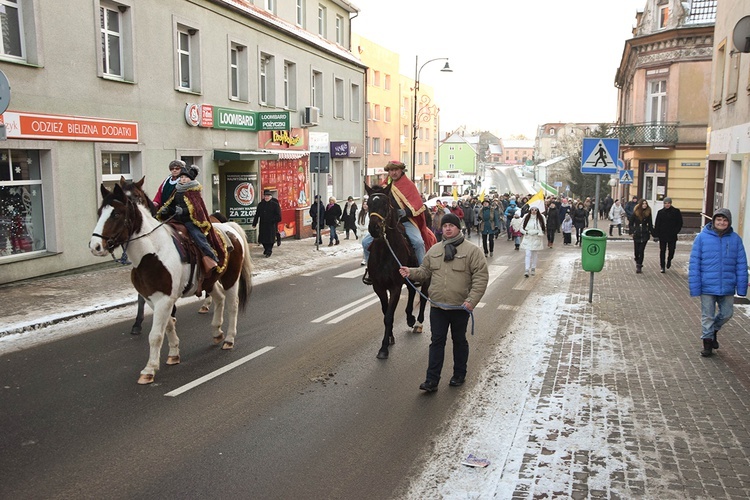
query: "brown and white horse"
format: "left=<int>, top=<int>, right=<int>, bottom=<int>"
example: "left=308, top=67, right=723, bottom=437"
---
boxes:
left=89, top=182, right=252, bottom=384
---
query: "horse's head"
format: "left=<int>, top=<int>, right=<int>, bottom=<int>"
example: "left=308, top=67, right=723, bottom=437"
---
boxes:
left=89, top=183, right=142, bottom=256
left=365, top=183, right=397, bottom=238
left=119, top=176, right=156, bottom=216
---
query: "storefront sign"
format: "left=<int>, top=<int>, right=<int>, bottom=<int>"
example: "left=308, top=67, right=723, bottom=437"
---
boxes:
left=681, top=162, right=700, bottom=167
left=259, top=128, right=307, bottom=150
left=0, top=111, right=138, bottom=142
left=185, top=104, right=289, bottom=132
left=330, top=141, right=365, bottom=158
left=257, top=112, right=289, bottom=130
left=214, top=107, right=256, bottom=131
left=225, top=172, right=258, bottom=223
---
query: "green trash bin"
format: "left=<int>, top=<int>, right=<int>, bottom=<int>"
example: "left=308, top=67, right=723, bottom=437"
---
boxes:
left=581, top=228, right=607, bottom=272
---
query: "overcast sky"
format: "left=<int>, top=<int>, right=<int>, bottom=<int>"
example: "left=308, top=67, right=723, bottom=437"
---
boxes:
left=351, top=0, right=647, bottom=139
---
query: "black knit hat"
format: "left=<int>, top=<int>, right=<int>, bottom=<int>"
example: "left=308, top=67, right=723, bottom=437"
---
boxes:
left=441, top=212, right=461, bottom=229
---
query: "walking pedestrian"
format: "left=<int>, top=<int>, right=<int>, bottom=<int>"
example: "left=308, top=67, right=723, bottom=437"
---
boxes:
left=309, top=194, right=324, bottom=244
left=629, top=199, right=653, bottom=273
left=324, top=197, right=342, bottom=246
left=253, top=189, right=282, bottom=257
left=478, top=199, right=500, bottom=257
left=357, top=200, right=370, bottom=265
left=508, top=210, right=523, bottom=250
left=561, top=212, right=573, bottom=245
left=624, top=196, right=638, bottom=234
left=504, top=199, right=518, bottom=240
left=398, top=212, right=489, bottom=392
left=688, top=208, right=747, bottom=357
left=608, top=199, right=625, bottom=236
left=653, top=197, right=683, bottom=273
left=572, top=202, right=587, bottom=245
left=545, top=201, right=560, bottom=248
left=461, top=200, right=475, bottom=237
left=341, top=196, right=358, bottom=240
left=520, top=206, right=546, bottom=277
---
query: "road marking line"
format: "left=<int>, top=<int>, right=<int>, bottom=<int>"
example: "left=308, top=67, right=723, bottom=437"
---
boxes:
left=312, top=294, right=375, bottom=323
left=335, top=268, right=366, bottom=278
left=164, top=346, right=275, bottom=397
left=497, top=304, right=520, bottom=311
left=487, top=265, right=508, bottom=287
left=475, top=303, right=486, bottom=308
left=328, top=296, right=381, bottom=323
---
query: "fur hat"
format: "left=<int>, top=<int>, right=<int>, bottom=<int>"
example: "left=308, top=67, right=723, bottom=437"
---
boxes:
left=383, top=160, right=407, bottom=171
left=179, top=164, right=199, bottom=180
left=441, top=212, right=461, bottom=229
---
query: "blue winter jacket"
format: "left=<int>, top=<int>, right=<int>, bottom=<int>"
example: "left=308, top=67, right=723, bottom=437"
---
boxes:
left=688, top=223, right=748, bottom=297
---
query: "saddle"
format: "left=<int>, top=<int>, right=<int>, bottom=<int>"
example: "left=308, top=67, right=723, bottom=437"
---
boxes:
left=168, top=221, right=231, bottom=296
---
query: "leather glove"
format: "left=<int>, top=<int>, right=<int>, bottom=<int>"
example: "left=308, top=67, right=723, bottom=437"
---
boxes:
left=175, top=206, right=184, bottom=215
left=157, top=207, right=167, bottom=218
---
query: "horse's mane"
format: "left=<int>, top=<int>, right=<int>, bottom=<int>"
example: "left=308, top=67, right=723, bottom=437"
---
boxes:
left=119, top=176, right=156, bottom=216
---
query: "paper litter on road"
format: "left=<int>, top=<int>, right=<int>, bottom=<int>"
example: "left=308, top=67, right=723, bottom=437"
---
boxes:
left=461, top=454, right=490, bottom=468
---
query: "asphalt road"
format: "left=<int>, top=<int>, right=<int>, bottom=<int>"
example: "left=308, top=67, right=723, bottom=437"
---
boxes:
left=484, top=165, right=532, bottom=195
left=0, top=241, right=538, bottom=499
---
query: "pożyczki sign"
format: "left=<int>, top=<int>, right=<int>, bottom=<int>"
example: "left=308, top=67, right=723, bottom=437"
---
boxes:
left=0, top=111, right=138, bottom=142
left=185, top=103, right=288, bottom=131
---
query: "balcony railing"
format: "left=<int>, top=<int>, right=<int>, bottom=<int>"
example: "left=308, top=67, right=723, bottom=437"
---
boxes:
left=614, top=122, right=679, bottom=146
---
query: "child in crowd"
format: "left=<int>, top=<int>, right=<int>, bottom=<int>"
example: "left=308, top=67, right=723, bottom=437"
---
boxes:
left=561, top=212, right=573, bottom=245
left=509, top=210, right=524, bottom=250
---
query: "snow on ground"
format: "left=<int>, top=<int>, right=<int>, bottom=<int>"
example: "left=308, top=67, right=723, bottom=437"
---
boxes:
left=402, top=252, right=576, bottom=498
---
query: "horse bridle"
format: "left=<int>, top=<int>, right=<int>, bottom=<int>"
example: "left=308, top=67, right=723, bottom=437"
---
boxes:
left=92, top=195, right=172, bottom=263
left=368, top=192, right=394, bottom=236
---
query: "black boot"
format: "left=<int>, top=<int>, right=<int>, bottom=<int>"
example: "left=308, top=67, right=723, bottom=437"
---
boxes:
left=701, top=338, right=714, bottom=357
left=362, top=270, right=372, bottom=285
left=713, top=330, right=720, bottom=349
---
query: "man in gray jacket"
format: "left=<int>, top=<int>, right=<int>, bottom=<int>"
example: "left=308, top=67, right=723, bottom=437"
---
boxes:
left=399, top=213, right=489, bottom=392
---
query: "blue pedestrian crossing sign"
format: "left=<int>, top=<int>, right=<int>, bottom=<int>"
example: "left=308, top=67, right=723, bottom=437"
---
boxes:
left=619, top=170, right=634, bottom=184
left=581, top=138, right=619, bottom=174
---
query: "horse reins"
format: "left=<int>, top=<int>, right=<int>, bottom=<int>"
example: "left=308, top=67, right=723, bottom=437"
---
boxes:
left=370, top=191, right=476, bottom=335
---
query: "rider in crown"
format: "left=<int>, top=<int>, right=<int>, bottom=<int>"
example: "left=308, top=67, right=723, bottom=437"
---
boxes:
left=362, top=160, right=437, bottom=285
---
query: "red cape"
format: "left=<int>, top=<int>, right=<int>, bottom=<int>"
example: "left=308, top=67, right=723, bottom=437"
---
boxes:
left=390, top=175, right=437, bottom=251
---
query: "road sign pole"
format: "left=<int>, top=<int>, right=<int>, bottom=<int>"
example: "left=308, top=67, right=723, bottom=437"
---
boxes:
left=593, top=174, right=600, bottom=229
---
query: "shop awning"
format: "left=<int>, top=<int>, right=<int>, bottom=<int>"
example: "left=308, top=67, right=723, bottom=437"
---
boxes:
left=213, top=150, right=279, bottom=161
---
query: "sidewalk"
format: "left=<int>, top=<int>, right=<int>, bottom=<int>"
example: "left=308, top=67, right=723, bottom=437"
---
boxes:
left=0, top=234, right=362, bottom=337
left=407, top=237, right=750, bottom=498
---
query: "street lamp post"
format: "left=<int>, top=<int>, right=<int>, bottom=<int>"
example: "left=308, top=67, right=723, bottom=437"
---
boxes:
left=411, top=56, right=452, bottom=184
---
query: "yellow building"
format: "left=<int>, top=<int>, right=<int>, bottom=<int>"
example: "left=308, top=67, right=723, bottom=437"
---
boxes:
left=351, top=34, right=401, bottom=187
left=614, top=1, right=715, bottom=227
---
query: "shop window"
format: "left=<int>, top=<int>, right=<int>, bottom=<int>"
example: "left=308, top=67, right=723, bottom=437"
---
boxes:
left=101, top=151, right=132, bottom=191
left=0, top=149, right=45, bottom=256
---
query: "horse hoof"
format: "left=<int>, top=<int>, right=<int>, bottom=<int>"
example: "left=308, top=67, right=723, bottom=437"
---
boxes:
left=376, top=350, right=389, bottom=359
left=407, top=318, right=416, bottom=328
left=137, top=374, right=154, bottom=385
left=130, top=326, right=142, bottom=335
left=198, top=306, right=210, bottom=314
left=166, top=355, right=180, bottom=365
left=221, top=341, right=234, bottom=350
left=213, top=335, right=225, bottom=345
left=413, top=325, right=423, bottom=334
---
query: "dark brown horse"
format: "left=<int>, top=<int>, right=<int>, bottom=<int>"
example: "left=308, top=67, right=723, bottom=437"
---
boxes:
left=365, top=183, right=429, bottom=359
left=90, top=181, right=252, bottom=384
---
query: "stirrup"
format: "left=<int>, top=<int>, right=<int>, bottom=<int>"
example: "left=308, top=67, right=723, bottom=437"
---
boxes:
left=362, top=270, right=373, bottom=286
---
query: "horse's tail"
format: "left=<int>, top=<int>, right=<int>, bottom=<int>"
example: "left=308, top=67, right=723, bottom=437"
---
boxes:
left=227, top=221, right=253, bottom=311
